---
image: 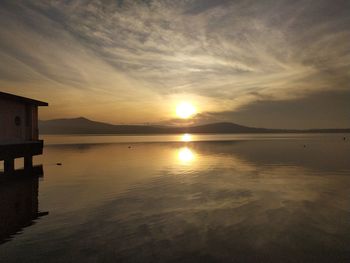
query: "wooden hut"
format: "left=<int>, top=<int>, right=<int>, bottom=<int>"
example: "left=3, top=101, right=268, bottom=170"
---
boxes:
left=0, top=91, right=48, bottom=174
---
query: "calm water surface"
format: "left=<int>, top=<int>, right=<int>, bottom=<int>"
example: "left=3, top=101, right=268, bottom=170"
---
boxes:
left=0, top=134, right=350, bottom=262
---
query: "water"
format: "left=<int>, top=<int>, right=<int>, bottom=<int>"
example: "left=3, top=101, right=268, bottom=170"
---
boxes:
left=0, top=134, right=350, bottom=262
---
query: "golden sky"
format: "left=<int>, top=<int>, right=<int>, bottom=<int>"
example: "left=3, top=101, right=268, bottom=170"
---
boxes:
left=0, top=0, right=349, bottom=128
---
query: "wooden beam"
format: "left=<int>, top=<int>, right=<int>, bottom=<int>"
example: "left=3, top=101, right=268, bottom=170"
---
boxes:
left=4, top=159, right=14, bottom=174
left=0, top=141, right=43, bottom=160
left=24, top=156, right=33, bottom=171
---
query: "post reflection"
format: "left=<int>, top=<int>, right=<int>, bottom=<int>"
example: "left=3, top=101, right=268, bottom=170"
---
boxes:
left=0, top=166, right=48, bottom=244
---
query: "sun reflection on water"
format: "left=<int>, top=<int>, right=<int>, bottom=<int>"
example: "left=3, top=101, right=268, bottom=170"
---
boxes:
left=177, top=147, right=195, bottom=164
left=180, top=133, right=192, bottom=142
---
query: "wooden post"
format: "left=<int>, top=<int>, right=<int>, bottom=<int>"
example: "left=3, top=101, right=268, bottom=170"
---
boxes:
left=24, top=156, right=33, bottom=171
left=4, top=159, right=15, bottom=174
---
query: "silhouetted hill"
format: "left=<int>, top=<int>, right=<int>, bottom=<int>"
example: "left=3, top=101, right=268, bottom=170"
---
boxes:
left=39, top=117, right=167, bottom=134
left=186, top=122, right=271, bottom=133
left=39, top=117, right=350, bottom=134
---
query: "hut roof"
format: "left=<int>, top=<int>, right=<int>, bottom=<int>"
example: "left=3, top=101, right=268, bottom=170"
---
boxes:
left=0, top=91, right=48, bottom=106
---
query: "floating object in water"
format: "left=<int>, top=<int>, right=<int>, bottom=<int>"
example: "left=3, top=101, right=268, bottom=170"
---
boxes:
left=343, top=137, right=346, bottom=141
left=303, top=145, right=306, bottom=148
left=56, top=163, right=62, bottom=166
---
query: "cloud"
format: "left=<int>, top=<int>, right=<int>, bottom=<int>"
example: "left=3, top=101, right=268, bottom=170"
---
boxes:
left=0, top=0, right=349, bottom=127
left=200, top=89, right=350, bottom=129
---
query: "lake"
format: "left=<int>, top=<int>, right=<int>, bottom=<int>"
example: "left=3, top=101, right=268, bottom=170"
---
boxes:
left=0, top=134, right=350, bottom=262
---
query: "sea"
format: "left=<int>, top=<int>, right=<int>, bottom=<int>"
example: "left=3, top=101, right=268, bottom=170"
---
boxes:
left=0, top=133, right=349, bottom=262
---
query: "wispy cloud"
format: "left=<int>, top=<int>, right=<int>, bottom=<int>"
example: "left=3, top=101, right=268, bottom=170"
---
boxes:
left=0, top=0, right=349, bottom=127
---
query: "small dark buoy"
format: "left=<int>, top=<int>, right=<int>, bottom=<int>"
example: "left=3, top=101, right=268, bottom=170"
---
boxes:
left=56, top=163, right=62, bottom=166
left=303, top=145, right=306, bottom=148
left=343, top=137, right=346, bottom=141
left=128, top=146, right=131, bottom=149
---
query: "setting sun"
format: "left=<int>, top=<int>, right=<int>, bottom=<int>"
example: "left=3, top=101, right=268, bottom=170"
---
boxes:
left=176, top=102, right=197, bottom=119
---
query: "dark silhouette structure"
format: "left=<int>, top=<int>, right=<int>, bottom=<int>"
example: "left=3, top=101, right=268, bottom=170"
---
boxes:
left=0, top=166, right=48, bottom=244
left=0, top=92, right=48, bottom=174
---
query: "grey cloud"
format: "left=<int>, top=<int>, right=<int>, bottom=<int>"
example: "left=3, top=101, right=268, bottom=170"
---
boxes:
left=0, top=0, right=349, bottom=126
left=184, top=0, right=233, bottom=15
left=203, top=90, right=350, bottom=129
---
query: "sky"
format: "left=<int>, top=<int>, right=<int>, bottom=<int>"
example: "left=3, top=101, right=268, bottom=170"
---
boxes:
left=0, top=0, right=349, bottom=129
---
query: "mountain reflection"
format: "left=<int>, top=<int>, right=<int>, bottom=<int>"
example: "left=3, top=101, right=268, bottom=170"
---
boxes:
left=0, top=166, right=48, bottom=244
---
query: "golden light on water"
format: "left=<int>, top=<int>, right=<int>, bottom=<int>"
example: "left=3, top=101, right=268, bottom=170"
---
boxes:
left=178, top=147, right=195, bottom=164
left=181, top=133, right=192, bottom=142
left=176, top=102, right=196, bottom=119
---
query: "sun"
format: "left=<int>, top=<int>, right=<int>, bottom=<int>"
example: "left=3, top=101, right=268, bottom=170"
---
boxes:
left=176, top=102, right=197, bottom=119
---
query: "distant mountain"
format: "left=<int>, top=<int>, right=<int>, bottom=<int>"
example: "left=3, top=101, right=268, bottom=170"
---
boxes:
left=39, top=117, right=168, bottom=134
left=39, top=117, right=350, bottom=134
